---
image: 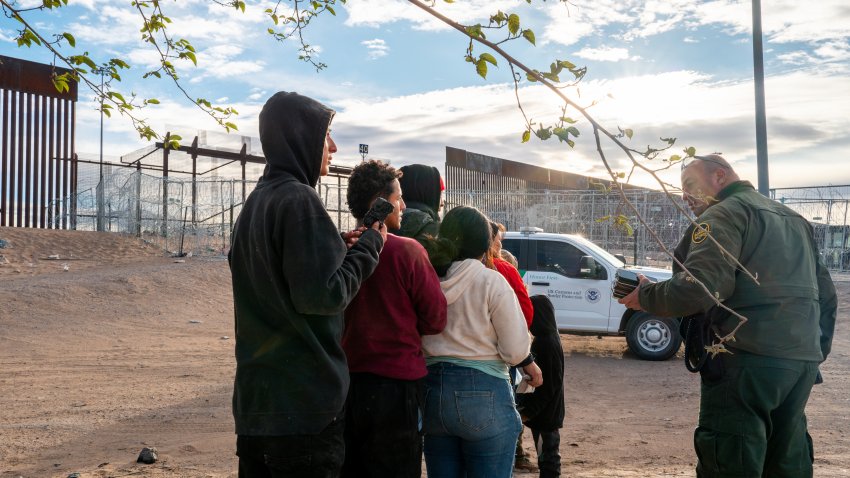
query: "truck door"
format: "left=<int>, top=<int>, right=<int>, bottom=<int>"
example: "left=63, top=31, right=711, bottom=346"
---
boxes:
left=524, top=239, right=610, bottom=332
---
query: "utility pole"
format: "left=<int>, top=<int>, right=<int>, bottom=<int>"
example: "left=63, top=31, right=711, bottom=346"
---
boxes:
left=752, top=0, right=770, bottom=196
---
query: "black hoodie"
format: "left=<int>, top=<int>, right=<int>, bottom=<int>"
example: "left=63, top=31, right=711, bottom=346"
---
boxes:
left=516, top=295, right=565, bottom=431
left=228, top=92, right=383, bottom=436
left=394, top=164, right=442, bottom=243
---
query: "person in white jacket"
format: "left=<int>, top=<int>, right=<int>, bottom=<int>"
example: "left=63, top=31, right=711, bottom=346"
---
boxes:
left=421, top=206, right=542, bottom=478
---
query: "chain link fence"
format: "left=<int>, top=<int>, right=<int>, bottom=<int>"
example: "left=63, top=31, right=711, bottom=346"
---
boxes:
left=446, top=189, right=691, bottom=268
left=772, top=186, right=850, bottom=273
left=57, top=162, right=356, bottom=256
left=52, top=163, right=850, bottom=273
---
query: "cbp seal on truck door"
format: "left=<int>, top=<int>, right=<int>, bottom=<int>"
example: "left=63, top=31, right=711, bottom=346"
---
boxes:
left=585, top=288, right=600, bottom=304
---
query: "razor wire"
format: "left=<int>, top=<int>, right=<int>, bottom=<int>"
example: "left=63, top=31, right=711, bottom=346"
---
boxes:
left=51, top=163, right=850, bottom=271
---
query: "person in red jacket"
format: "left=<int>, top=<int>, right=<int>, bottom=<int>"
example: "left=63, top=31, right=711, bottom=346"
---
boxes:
left=341, top=160, right=448, bottom=478
left=485, top=221, right=537, bottom=471
left=486, top=222, right=533, bottom=328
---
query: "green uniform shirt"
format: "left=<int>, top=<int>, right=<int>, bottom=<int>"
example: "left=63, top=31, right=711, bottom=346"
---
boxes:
left=639, top=181, right=836, bottom=362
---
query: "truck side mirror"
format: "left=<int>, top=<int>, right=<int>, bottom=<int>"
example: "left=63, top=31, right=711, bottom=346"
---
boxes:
left=614, top=253, right=627, bottom=264
left=579, top=256, right=602, bottom=279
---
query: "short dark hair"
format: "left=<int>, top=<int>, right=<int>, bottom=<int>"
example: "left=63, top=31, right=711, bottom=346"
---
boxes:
left=347, top=160, right=402, bottom=220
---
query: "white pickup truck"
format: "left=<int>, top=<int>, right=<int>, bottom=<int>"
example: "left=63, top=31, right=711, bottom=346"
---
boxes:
left=502, top=228, right=681, bottom=360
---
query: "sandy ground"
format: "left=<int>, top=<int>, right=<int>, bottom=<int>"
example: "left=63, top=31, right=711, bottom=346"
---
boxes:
left=1, top=226, right=848, bottom=478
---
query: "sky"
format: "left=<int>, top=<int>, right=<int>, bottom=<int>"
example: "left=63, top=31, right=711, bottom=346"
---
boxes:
left=2, top=0, right=849, bottom=190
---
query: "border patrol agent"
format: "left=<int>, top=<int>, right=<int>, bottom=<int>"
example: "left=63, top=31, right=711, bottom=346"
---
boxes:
left=619, top=154, right=837, bottom=478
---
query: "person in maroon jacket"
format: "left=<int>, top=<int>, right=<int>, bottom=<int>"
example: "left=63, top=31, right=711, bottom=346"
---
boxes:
left=341, top=160, right=448, bottom=478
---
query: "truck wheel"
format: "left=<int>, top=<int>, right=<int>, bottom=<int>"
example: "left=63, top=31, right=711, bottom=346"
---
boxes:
left=626, top=312, right=681, bottom=361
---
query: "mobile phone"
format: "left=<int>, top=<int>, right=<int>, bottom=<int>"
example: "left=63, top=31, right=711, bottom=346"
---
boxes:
left=362, top=197, right=394, bottom=228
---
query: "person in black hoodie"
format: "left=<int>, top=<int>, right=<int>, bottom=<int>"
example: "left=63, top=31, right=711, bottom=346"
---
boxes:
left=228, top=91, right=386, bottom=478
left=393, top=164, right=443, bottom=244
left=516, top=295, right=565, bottom=478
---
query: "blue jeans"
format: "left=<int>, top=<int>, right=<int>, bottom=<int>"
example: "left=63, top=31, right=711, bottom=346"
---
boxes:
left=423, top=363, right=521, bottom=478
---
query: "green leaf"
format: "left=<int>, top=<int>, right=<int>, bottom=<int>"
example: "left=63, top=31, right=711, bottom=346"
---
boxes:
left=669, top=154, right=682, bottom=163
left=327, top=5, right=336, bottom=15
left=534, top=126, right=552, bottom=140
left=479, top=52, right=497, bottom=66
left=521, top=129, right=531, bottom=143
left=558, top=60, right=576, bottom=70
left=566, top=126, right=580, bottom=137
left=661, top=137, right=676, bottom=145
left=522, top=29, right=535, bottom=45
left=18, top=29, right=42, bottom=47
left=146, top=98, right=160, bottom=104
left=552, top=127, right=570, bottom=143
left=225, top=122, right=239, bottom=131
left=686, top=146, right=696, bottom=157
left=62, top=32, right=75, bottom=47
left=465, top=24, right=483, bottom=39
left=52, top=76, right=69, bottom=93
left=507, top=14, right=520, bottom=35
left=475, top=59, right=488, bottom=79
left=107, top=91, right=126, bottom=103
left=526, top=72, right=538, bottom=82
left=624, top=128, right=633, bottom=139
left=560, top=116, right=577, bottom=124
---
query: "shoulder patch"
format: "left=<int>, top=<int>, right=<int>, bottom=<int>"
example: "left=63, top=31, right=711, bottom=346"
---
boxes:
left=692, top=223, right=711, bottom=244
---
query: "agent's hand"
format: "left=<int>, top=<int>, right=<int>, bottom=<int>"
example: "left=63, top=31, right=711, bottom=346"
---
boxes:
left=618, top=273, right=650, bottom=311
left=521, top=361, right=543, bottom=388
left=341, top=227, right=366, bottom=250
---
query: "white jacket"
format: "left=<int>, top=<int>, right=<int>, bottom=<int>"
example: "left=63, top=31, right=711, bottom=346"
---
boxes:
left=422, top=259, right=531, bottom=365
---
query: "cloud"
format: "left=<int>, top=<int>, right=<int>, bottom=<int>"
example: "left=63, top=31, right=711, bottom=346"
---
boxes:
left=776, top=51, right=816, bottom=66
left=344, top=0, right=521, bottom=31
left=0, top=28, right=16, bottom=43
left=573, top=46, right=640, bottom=62
left=687, top=0, right=850, bottom=45
left=325, top=68, right=850, bottom=189
left=813, top=40, right=850, bottom=62
left=542, top=0, right=630, bottom=46
left=68, top=5, right=139, bottom=46
left=361, top=38, right=389, bottom=60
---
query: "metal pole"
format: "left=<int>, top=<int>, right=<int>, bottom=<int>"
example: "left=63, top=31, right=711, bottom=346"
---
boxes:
left=841, top=200, right=848, bottom=272
left=752, top=0, right=770, bottom=196
left=96, top=68, right=105, bottom=231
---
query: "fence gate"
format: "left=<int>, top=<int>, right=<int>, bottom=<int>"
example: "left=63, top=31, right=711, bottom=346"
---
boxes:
left=0, top=55, right=78, bottom=229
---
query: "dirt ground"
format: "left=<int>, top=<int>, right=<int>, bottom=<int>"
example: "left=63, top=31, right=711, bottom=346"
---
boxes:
left=1, top=226, right=848, bottom=478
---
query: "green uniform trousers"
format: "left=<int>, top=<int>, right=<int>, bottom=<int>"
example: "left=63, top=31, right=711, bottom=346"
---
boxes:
left=695, top=352, right=819, bottom=478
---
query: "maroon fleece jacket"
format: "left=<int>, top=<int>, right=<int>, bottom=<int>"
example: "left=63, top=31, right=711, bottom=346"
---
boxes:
left=343, top=234, right=447, bottom=380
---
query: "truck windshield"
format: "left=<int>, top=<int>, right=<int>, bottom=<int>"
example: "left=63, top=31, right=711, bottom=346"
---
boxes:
left=571, top=236, right=625, bottom=268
